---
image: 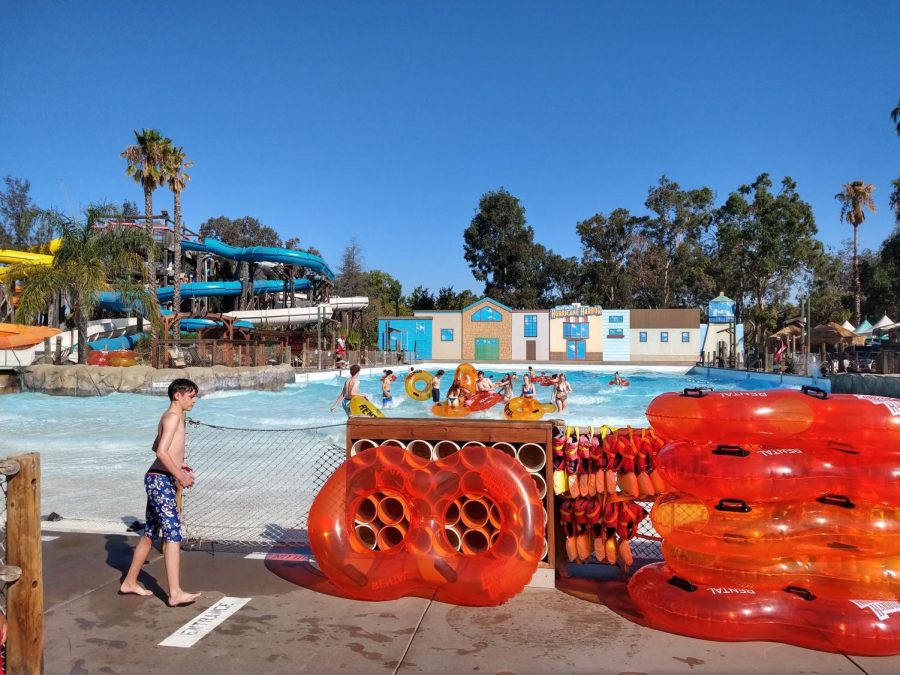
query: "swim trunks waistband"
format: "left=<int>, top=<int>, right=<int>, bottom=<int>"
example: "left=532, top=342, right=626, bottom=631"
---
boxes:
left=147, top=470, right=175, bottom=479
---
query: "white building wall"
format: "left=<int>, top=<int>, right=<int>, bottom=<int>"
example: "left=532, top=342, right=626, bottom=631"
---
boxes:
left=512, top=311, right=550, bottom=360
left=602, top=310, right=631, bottom=361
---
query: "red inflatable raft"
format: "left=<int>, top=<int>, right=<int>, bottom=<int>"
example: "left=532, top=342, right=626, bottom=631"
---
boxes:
left=629, top=563, right=900, bottom=656
left=656, top=440, right=900, bottom=504
left=646, top=386, right=900, bottom=455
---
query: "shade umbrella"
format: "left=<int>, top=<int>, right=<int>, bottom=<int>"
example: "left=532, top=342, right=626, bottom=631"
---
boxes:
left=769, top=324, right=802, bottom=339
left=872, top=315, right=894, bottom=330
left=841, top=320, right=856, bottom=332
left=855, top=319, right=873, bottom=335
left=810, top=322, right=866, bottom=348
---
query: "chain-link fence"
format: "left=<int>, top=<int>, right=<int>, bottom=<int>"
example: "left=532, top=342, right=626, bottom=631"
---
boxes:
left=181, top=419, right=346, bottom=551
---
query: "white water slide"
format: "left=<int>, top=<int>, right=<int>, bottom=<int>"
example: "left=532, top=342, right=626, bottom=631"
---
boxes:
left=0, top=317, right=140, bottom=367
left=224, top=297, right=369, bottom=326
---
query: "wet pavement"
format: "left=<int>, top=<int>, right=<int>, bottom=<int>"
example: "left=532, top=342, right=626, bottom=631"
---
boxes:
left=41, top=530, right=898, bottom=674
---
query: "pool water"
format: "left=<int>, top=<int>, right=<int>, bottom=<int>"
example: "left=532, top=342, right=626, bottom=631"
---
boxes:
left=0, top=368, right=785, bottom=523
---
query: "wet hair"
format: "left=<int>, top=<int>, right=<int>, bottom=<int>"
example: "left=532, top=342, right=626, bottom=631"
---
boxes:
left=350, top=364, right=361, bottom=376
left=383, top=369, right=393, bottom=376
left=168, top=378, right=198, bottom=400
left=437, top=369, right=445, bottom=376
left=477, top=371, right=484, bottom=376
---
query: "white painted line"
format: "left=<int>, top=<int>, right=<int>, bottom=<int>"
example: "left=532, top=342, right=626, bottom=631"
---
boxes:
left=244, top=551, right=314, bottom=562
left=41, top=535, right=59, bottom=542
left=41, top=519, right=139, bottom=536
left=159, top=597, right=251, bottom=648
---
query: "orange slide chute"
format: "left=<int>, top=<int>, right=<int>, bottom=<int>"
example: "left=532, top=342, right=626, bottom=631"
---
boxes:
left=0, top=323, right=61, bottom=350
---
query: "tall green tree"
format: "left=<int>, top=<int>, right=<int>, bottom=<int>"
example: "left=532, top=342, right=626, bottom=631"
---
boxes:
left=715, top=174, right=818, bottom=347
left=198, top=215, right=283, bottom=248
left=334, top=238, right=368, bottom=297
left=407, top=286, right=435, bottom=310
left=163, top=145, right=193, bottom=331
left=9, top=205, right=158, bottom=363
left=641, top=176, right=716, bottom=308
left=835, top=180, right=877, bottom=324
left=463, top=188, right=545, bottom=308
left=576, top=208, right=642, bottom=307
left=0, top=175, right=47, bottom=248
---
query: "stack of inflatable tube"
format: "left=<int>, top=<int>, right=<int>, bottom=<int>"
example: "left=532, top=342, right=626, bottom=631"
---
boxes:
left=630, top=386, right=900, bottom=656
left=552, top=424, right=668, bottom=569
left=86, top=349, right=138, bottom=367
left=309, top=444, right=545, bottom=605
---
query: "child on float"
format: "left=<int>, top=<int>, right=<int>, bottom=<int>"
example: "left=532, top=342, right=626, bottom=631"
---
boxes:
left=119, top=378, right=201, bottom=607
left=330, top=364, right=368, bottom=416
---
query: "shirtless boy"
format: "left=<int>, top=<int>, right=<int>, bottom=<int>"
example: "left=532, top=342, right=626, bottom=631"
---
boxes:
left=330, top=364, right=368, bottom=415
left=119, top=378, right=201, bottom=607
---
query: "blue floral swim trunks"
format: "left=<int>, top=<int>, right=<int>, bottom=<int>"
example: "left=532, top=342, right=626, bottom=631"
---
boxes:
left=144, top=472, right=183, bottom=543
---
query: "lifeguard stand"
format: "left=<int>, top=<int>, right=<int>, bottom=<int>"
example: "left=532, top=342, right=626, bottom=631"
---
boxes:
left=707, top=292, right=737, bottom=367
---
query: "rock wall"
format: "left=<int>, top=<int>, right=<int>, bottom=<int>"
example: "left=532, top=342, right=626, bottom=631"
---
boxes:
left=0, top=372, right=20, bottom=394
left=19, top=364, right=296, bottom=397
left=830, top=373, right=900, bottom=398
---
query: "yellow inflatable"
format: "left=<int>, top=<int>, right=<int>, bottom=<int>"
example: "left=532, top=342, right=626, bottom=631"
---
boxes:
left=503, top=396, right=545, bottom=421
left=405, top=370, right=433, bottom=402
left=349, top=396, right=385, bottom=418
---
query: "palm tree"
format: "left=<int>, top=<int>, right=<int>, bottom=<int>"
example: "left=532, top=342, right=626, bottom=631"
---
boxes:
left=8, top=205, right=159, bottom=364
left=835, top=181, right=877, bottom=324
left=892, top=96, right=900, bottom=137
left=163, top=145, right=193, bottom=333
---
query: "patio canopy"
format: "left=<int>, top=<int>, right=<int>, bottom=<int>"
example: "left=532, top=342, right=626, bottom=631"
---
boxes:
left=810, top=322, right=866, bottom=347
left=872, top=314, right=894, bottom=330
left=841, top=320, right=856, bottom=332
left=769, top=324, right=802, bottom=339
left=855, top=319, right=873, bottom=335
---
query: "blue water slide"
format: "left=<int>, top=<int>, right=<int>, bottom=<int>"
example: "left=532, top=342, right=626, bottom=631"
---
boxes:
left=182, top=238, right=335, bottom=280
left=97, top=292, right=255, bottom=331
left=155, top=278, right=310, bottom=302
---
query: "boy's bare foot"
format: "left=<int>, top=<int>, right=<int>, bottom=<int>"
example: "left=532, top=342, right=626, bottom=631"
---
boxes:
left=118, top=581, right=153, bottom=597
left=168, top=590, right=201, bottom=607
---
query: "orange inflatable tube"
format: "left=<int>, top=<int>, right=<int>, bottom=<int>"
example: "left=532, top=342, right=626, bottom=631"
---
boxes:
left=431, top=402, right=470, bottom=418
left=503, top=396, right=544, bottom=421
left=657, top=440, right=900, bottom=505
left=646, top=386, right=900, bottom=455
left=464, top=391, right=503, bottom=412
left=308, top=444, right=544, bottom=606
left=661, top=540, right=900, bottom=597
left=651, top=493, right=900, bottom=559
left=629, top=563, right=900, bottom=656
left=453, top=363, right=477, bottom=395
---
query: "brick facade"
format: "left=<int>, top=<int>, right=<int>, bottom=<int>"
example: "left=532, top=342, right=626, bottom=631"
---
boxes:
left=461, top=299, right=512, bottom=360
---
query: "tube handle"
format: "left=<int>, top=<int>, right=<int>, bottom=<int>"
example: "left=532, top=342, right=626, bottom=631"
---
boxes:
left=801, top=385, right=829, bottom=400
left=682, top=387, right=712, bottom=398
left=667, top=576, right=697, bottom=592
left=784, top=585, right=816, bottom=601
left=816, top=494, right=856, bottom=509
left=712, top=444, right=750, bottom=457
left=715, top=498, right=752, bottom=513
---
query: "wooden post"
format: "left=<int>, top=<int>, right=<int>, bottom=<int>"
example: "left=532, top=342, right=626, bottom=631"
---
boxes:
left=42, top=337, right=51, bottom=365
left=7, top=453, right=43, bottom=675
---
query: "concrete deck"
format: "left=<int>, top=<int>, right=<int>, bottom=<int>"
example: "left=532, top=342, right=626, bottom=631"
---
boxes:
left=42, top=531, right=897, bottom=674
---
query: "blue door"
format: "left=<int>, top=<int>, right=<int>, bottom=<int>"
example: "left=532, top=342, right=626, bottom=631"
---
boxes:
left=566, top=340, right=586, bottom=360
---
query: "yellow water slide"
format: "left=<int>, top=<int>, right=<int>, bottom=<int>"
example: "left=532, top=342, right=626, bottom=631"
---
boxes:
left=0, top=238, right=61, bottom=280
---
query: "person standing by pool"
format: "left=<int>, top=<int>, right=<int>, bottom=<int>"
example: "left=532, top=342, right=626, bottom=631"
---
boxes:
left=431, top=369, right=445, bottom=403
left=119, top=378, right=201, bottom=607
left=381, top=369, right=395, bottom=408
left=330, top=364, right=367, bottom=415
left=554, top=373, right=573, bottom=412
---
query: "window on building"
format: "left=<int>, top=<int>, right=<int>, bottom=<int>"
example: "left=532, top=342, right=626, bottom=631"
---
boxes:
left=607, top=327, right=624, bottom=338
left=609, top=315, right=624, bottom=323
left=639, top=331, right=647, bottom=343
left=441, top=329, right=454, bottom=341
left=661, top=331, right=669, bottom=343
left=563, top=322, right=589, bottom=339
left=682, top=331, right=690, bottom=343
left=524, top=314, right=538, bottom=337
left=472, top=306, right=503, bottom=322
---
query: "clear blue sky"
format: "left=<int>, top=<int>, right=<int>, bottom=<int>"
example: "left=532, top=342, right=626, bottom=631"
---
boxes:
left=2, top=2, right=898, bottom=296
